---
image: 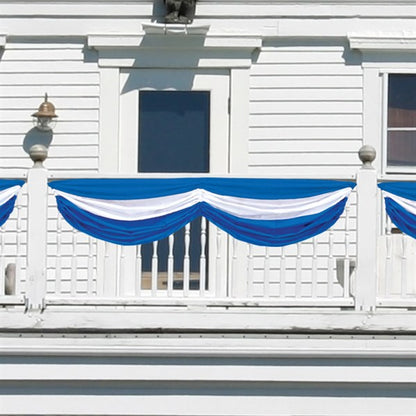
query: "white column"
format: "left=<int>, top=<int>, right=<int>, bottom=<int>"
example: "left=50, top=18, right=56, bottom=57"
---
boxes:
left=25, top=145, right=49, bottom=311
left=355, top=145, right=378, bottom=311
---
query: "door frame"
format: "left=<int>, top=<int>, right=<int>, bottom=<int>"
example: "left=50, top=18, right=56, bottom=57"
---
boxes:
left=91, top=31, right=258, bottom=297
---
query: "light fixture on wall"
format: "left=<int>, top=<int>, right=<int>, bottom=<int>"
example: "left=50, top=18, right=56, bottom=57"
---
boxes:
left=32, top=93, right=58, bottom=131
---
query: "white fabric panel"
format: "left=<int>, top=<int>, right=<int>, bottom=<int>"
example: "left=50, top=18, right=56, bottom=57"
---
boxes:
left=53, top=187, right=351, bottom=221
left=0, top=185, right=21, bottom=206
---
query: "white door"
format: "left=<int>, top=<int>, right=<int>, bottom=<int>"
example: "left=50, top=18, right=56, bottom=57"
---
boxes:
left=112, top=68, right=230, bottom=297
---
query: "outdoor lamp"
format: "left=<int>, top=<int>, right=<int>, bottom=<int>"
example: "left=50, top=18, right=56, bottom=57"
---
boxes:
left=32, top=93, right=58, bottom=131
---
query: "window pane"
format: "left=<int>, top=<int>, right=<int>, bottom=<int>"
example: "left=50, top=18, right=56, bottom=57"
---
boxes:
left=388, top=74, right=416, bottom=128
left=139, top=91, right=210, bottom=173
left=387, top=130, right=416, bottom=166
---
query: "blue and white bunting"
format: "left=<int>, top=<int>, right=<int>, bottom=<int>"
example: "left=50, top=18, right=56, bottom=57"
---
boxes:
left=0, top=180, right=25, bottom=227
left=379, top=182, right=416, bottom=239
left=49, top=178, right=355, bottom=246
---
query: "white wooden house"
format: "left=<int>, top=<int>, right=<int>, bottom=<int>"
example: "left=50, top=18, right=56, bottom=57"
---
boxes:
left=0, top=1, right=415, bottom=415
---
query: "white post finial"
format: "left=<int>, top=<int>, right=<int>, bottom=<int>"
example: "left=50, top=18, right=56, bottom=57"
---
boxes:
left=29, top=144, right=48, bottom=168
left=358, top=145, right=376, bottom=168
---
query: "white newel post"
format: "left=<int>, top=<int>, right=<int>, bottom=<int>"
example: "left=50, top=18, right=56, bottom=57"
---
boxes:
left=355, top=145, right=378, bottom=311
left=25, top=145, right=49, bottom=311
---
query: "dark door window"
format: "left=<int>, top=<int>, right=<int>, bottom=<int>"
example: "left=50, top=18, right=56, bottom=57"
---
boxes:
left=139, top=90, right=210, bottom=173
left=138, top=90, right=210, bottom=289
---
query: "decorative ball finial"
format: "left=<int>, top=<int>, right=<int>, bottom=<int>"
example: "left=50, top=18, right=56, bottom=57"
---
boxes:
left=358, top=145, right=376, bottom=167
left=29, top=144, right=48, bottom=166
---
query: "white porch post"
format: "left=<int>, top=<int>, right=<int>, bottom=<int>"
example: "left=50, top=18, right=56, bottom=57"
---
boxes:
left=355, top=145, right=378, bottom=311
left=25, top=145, right=49, bottom=311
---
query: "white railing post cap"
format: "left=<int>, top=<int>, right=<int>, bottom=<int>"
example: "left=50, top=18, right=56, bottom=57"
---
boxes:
left=358, top=145, right=376, bottom=168
left=29, top=144, right=48, bottom=167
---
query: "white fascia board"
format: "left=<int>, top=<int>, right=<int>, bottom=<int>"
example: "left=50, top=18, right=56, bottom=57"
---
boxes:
left=349, top=32, right=416, bottom=51
left=1, top=335, right=416, bottom=360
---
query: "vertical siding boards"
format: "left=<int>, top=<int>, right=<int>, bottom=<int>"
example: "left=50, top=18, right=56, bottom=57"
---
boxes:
left=249, top=45, right=363, bottom=176
left=0, top=41, right=100, bottom=295
left=0, top=41, right=100, bottom=175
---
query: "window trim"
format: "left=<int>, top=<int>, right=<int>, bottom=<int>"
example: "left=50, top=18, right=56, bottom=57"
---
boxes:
left=382, top=71, right=416, bottom=174
left=91, top=32, right=260, bottom=176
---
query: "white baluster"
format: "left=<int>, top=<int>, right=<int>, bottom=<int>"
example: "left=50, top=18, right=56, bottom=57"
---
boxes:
left=151, top=241, right=158, bottom=296
left=280, top=246, right=286, bottom=298
left=311, top=237, right=318, bottom=299
left=264, top=247, right=270, bottom=298
left=70, top=229, right=78, bottom=296
left=401, top=234, right=408, bottom=297
left=135, top=245, right=142, bottom=297
left=230, top=237, right=238, bottom=297
left=167, top=234, right=174, bottom=297
left=295, top=243, right=302, bottom=298
left=55, top=214, right=62, bottom=295
left=327, top=230, right=334, bottom=298
left=183, top=223, right=191, bottom=297
left=0, top=226, right=5, bottom=296
left=385, top=217, right=392, bottom=297
left=15, top=192, right=23, bottom=296
left=119, top=245, right=126, bottom=296
left=343, top=205, right=351, bottom=299
left=102, top=241, right=110, bottom=296
left=87, top=236, right=94, bottom=296
left=247, top=244, right=254, bottom=298
left=215, top=226, right=224, bottom=297
left=199, top=218, right=207, bottom=297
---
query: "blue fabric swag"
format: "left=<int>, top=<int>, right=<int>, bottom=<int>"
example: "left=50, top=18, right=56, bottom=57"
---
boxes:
left=379, top=182, right=416, bottom=239
left=51, top=178, right=355, bottom=247
left=0, top=180, right=25, bottom=227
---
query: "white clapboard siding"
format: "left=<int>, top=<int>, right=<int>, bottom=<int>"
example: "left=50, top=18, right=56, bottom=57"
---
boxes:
left=0, top=42, right=100, bottom=174
left=251, top=101, right=362, bottom=114
left=0, top=97, right=99, bottom=109
left=250, top=75, right=362, bottom=89
left=0, top=85, right=100, bottom=97
left=249, top=140, right=362, bottom=153
left=250, top=88, right=362, bottom=102
left=250, top=114, right=362, bottom=127
left=250, top=127, right=362, bottom=140
left=249, top=45, right=363, bottom=174
left=0, top=42, right=100, bottom=296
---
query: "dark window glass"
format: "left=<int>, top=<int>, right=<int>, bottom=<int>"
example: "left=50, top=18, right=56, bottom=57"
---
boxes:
left=139, top=91, right=210, bottom=173
left=138, top=91, right=210, bottom=289
left=387, top=131, right=416, bottom=167
left=387, top=74, right=416, bottom=167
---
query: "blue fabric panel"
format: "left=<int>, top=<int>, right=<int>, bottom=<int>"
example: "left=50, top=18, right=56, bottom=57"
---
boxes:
left=201, top=199, right=348, bottom=247
left=0, top=179, right=25, bottom=192
left=379, top=182, right=416, bottom=201
left=0, top=196, right=17, bottom=227
left=50, top=178, right=355, bottom=200
left=384, top=197, right=416, bottom=239
left=55, top=196, right=202, bottom=246
left=55, top=195, right=348, bottom=247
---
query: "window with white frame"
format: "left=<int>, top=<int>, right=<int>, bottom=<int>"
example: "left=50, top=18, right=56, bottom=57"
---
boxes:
left=386, top=73, right=416, bottom=170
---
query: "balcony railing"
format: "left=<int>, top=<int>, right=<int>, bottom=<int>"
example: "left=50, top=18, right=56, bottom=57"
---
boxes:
left=1, top=147, right=415, bottom=315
